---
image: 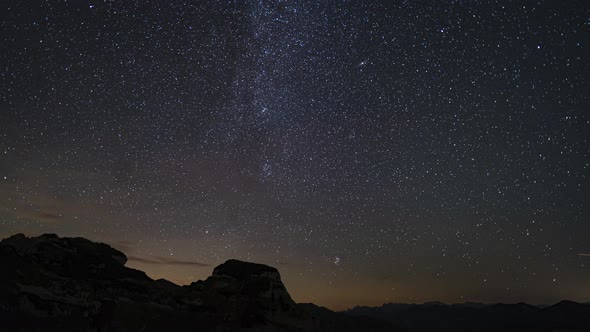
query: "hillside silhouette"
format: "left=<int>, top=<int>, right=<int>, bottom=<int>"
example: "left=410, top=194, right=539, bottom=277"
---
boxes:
left=0, top=233, right=588, bottom=331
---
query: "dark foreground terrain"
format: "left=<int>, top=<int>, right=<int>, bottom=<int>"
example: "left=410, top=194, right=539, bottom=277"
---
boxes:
left=346, top=300, right=590, bottom=332
left=0, top=234, right=588, bottom=332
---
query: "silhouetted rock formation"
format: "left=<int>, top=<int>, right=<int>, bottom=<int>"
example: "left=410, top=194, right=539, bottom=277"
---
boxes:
left=0, top=233, right=392, bottom=331
left=189, top=259, right=297, bottom=325
left=2, top=233, right=588, bottom=331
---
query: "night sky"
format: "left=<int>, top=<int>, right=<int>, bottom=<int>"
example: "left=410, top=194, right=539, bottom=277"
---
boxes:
left=1, top=0, right=589, bottom=310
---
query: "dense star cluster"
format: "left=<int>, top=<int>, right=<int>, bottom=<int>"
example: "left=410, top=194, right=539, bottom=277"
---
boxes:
left=1, top=0, right=588, bottom=309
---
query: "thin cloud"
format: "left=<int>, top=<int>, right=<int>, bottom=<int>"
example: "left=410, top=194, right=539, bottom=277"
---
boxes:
left=128, top=255, right=210, bottom=267
left=578, top=253, right=590, bottom=257
left=108, top=240, right=138, bottom=254
left=37, top=211, right=62, bottom=221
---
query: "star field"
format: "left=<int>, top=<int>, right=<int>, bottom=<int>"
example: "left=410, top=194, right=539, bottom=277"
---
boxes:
left=1, top=0, right=589, bottom=309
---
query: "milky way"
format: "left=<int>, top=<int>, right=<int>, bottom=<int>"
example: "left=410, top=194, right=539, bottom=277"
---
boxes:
left=1, top=0, right=589, bottom=309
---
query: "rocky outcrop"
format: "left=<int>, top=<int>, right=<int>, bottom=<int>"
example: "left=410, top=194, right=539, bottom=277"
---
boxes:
left=5, top=233, right=586, bottom=331
left=0, top=233, right=394, bottom=332
left=209, top=259, right=295, bottom=309
left=189, top=259, right=296, bottom=326
left=1, top=233, right=145, bottom=280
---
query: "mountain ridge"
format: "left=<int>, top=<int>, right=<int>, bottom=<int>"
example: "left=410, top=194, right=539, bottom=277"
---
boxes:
left=0, top=233, right=393, bottom=331
left=344, top=299, right=590, bottom=331
left=1, top=233, right=588, bottom=331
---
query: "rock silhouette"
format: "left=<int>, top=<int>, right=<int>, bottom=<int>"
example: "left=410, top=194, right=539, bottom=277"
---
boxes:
left=1, top=233, right=588, bottom=331
left=0, top=233, right=391, bottom=331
